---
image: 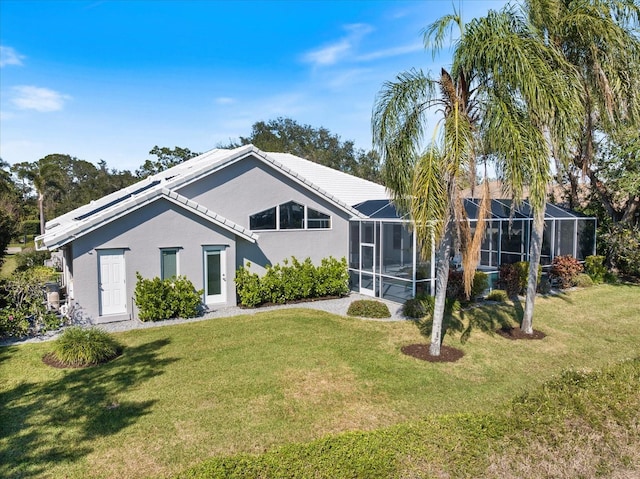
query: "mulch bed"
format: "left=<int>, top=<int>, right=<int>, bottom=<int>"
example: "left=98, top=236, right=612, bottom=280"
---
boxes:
left=42, top=351, right=121, bottom=369
left=496, top=326, right=546, bottom=340
left=401, top=343, right=464, bottom=363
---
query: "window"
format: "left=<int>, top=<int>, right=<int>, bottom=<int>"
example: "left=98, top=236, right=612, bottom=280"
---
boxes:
left=250, top=207, right=276, bottom=230
left=279, top=201, right=304, bottom=229
left=161, top=249, right=178, bottom=279
left=307, top=207, right=331, bottom=229
left=249, top=202, right=331, bottom=231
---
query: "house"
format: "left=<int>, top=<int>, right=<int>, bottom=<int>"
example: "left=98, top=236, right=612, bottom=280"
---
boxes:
left=36, top=145, right=388, bottom=322
left=36, top=144, right=597, bottom=323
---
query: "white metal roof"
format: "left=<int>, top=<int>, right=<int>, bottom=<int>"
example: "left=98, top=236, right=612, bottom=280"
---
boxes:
left=37, top=145, right=388, bottom=250
left=266, top=153, right=388, bottom=206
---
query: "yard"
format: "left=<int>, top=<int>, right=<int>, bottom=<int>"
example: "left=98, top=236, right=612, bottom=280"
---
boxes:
left=1, top=284, right=639, bottom=478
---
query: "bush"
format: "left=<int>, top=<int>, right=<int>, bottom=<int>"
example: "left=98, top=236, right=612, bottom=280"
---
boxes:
left=498, top=261, right=531, bottom=297
left=134, top=273, right=203, bottom=321
left=403, top=295, right=434, bottom=319
left=584, top=255, right=607, bottom=283
left=574, top=273, right=594, bottom=288
left=549, top=255, right=584, bottom=289
left=235, top=256, right=349, bottom=307
left=599, top=223, right=640, bottom=277
left=235, top=263, right=262, bottom=307
left=347, top=300, right=391, bottom=318
left=446, top=270, right=489, bottom=302
left=486, top=289, right=509, bottom=302
left=0, top=268, right=64, bottom=338
left=604, top=271, right=619, bottom=284
left=0, top=308, right=30, bottom=337
left=51, top=327, right=121, bottom=367
left=14, top=248, right=51, bottom=272
left=315, top=257, right=350, bottom=297
left=537, top=276, right=552, bottom=294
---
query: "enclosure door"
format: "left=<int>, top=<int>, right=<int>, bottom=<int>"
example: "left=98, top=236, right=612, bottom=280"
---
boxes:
left=204, top=248, right=226, bottom=304
left=360, top=243, right=375, bottom=297
left=98, top=249, right=127, bottom=316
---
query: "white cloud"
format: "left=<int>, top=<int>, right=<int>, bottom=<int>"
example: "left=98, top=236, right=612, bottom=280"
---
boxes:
left=12, top=86, right=71, bottom=112
left=215, top=97, right=235, bottom=105
left=357, top=42, right=424, bottom=62
left=0, top=46, right=25, bottom=67
left=302, top=23, right=374, bottom=67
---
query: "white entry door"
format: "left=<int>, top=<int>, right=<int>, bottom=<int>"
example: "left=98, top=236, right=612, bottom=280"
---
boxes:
left=204, top=247, right=226, bottom=304
left=98, top=249, right=127, bottom=316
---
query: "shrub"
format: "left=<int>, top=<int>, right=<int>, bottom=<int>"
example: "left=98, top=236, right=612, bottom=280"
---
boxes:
left=549, top=255, right=584, bottom=289
left=51, top=327, right=121, bottom=367
left=604, top=271, right=619, bottom=284
left=599, top=223, right=640, bottom=277
left=315, top=257, right=350, bottom=297
left=235, top=263, right=263, bottom=307
left=0, top=268, right=63, bottom=338
left=403, top=295, right=434, bottom=319
left=134, top=273, right=203, bottom=321
left=486, top=289, right=509, bottom=302
left=584, top=255, right=607, bottom=283
left=537, top=276, right=552, bottom=294
left=498, top=262, right=527, bottom=297
left=574, top=273, right=594, bottom=288
left=0, top=308, right=30, bottom=337
left=235, top=256, right=349, bottom=307
left=347, top=299, right=391, bottom=318
left=446, top=270, right=489, bottom=302
left=14, top=248, right=51, bottom=272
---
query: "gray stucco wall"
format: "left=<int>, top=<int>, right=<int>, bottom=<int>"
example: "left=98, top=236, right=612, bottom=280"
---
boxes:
left=67, top=154, right=353, bottom=321
left=178, top=155, right=351, bottom=272
left=70, top=198, right=237, bottom=321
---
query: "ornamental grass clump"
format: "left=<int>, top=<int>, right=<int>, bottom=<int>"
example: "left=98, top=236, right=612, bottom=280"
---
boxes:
left=51, top=327, right=121, bottom=368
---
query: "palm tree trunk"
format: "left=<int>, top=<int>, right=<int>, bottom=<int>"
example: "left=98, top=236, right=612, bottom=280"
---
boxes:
left=38, top=192, right=45, bottom=235
left=430, top=217, right=452, bottom=356
left=522, top=205, right=545, bottom=334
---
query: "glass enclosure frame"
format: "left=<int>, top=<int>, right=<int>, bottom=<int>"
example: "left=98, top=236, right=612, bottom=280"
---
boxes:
left=349, top=199, right=596, bottom=303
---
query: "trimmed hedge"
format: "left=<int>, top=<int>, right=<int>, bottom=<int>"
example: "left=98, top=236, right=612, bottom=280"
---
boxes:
left=235, top=256, right=349, bottom=307
left=347, top=300, right=391, bottom=318
left=134, top=274, right=203, bottom=321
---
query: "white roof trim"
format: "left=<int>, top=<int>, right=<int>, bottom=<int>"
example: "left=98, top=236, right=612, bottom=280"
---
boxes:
left=36, top=189, right=257, bottom=250
left=38, top=144, right=385, bottom=250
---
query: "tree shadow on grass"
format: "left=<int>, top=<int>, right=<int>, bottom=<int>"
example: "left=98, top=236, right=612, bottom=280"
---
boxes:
left=415, top=302, right=518, bottom=346
left=0, top=338, right=177, bottom=478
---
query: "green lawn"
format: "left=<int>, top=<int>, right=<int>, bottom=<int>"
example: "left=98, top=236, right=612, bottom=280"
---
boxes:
left=1, top=284, right=639, bottom=478
left=0, top=255, right=17, bottom=279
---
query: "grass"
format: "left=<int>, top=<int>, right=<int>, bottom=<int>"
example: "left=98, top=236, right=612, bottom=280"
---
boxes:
left=0, top=255, right=17, bottom=279
left=0, top=283, right=638, bottom=478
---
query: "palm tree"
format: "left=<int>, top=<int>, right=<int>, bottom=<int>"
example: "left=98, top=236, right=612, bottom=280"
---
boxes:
left=373, top=65, right=487, bottom=356
left=450, top=4, right=585, bottom=334
left=374, top=4, right=583, bottom=345
left=12, top=158, right=64, bottom=235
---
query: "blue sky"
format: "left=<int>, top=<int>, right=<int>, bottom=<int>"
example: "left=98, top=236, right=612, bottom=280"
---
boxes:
left=1, top=0, right=507, bottom=171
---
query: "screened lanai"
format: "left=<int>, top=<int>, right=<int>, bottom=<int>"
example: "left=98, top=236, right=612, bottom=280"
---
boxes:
left=349, top=199, right=597, bottom=303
